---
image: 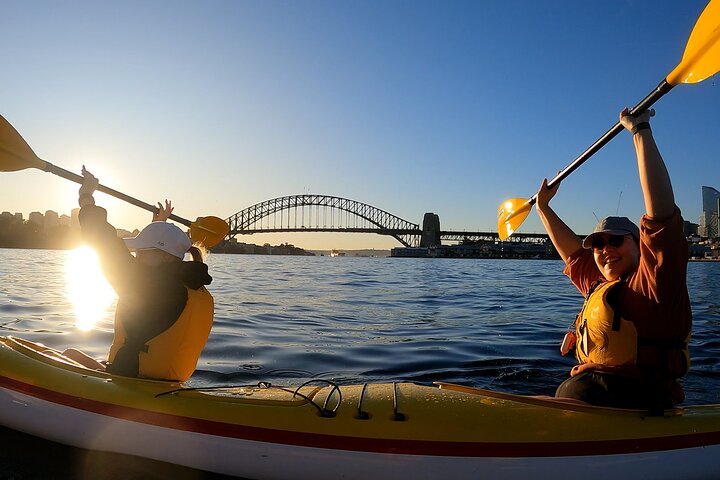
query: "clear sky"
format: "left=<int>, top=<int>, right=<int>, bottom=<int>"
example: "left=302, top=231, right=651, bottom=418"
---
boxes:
left=1, top=0, right=718, bottom=250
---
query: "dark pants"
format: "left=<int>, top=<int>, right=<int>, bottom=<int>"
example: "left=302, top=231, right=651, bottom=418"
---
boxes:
left=556, top=371, right=673, bottom=410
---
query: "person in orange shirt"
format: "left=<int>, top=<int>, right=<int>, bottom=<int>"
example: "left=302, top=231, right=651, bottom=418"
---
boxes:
left=536, top=108, right=691, bottom=409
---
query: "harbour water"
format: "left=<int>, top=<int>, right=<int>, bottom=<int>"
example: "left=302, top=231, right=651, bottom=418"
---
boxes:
left=1, top=248, right=719, bottom=477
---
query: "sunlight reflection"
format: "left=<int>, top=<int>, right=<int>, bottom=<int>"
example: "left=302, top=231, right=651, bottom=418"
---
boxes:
left=65, top=246, right=116, bottom=331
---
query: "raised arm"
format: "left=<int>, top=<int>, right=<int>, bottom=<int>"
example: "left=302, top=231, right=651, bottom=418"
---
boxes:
left=535, top=178, right=582, bottom=263
left=77, top=166, right=139, bottom=295
left=619, top=108, right=674, bottom=220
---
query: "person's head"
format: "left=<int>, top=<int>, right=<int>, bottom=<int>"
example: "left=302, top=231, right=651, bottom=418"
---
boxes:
left=124, top=222, right=192, bottom=267
left=582, top=216, right=640, bottom=281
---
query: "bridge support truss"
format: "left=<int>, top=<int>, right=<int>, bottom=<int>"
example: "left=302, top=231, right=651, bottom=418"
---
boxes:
left=225, top=195, right=422, bottom=247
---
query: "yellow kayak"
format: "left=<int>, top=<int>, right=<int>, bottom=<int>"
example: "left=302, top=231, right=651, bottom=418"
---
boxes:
left=0, top=335, right=718, bottom=479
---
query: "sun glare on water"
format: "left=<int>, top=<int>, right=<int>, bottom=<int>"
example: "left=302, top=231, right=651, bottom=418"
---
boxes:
left=65, top=246, right=116, bottom=331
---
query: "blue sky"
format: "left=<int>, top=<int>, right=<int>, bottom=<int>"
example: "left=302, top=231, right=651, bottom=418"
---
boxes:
left=1, top=0, right=718, bottom=249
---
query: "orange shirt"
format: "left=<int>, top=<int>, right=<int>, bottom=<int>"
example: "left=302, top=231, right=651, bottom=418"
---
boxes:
left=564, top=207, right=691, bottom=379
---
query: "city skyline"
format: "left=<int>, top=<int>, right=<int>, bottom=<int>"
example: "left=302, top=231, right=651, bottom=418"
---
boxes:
left=1, top=1, right=719, bottom=250
left=4, top=181, right=717, bottom=249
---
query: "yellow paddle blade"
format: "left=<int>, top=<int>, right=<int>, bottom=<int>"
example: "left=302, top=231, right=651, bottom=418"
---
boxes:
left=189, top=216, right=229, bottom=248
left=497, top=198, right=533, bottom=240
left=666, top=0, right=720, bottom=85
left=0, top=114, right=46, bottom=172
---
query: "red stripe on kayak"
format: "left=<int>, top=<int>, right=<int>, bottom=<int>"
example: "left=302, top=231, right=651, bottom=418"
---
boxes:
left=1, top=375, right=719, bottom=457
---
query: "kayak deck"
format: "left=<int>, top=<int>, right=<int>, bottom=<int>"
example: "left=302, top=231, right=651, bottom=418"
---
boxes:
left=2, top=335, right=720, bottom=479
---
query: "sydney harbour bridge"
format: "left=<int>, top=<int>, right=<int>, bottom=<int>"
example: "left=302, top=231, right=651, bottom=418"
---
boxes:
left=222, top=194, right=550, bottom=248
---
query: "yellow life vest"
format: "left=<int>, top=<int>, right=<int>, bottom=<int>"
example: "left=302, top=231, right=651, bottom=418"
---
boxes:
left=575, top=279, right=637, bottom=367
left=109, top=286, right=214, bottom=381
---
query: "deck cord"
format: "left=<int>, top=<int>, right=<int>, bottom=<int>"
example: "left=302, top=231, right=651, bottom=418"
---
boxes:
left=356, top=383, right=369, bottom=419
left=158, top=381, right=404, bottom=420
left=154, top=381, right=274, bottom=398
left=392, top=382, right=406, bottom=421
left=156, top=379, right=341, bottom=418
left=288, top=379, right=342, bottom=417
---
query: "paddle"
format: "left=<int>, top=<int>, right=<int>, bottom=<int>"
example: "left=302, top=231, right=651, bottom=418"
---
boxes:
left=497, top=0, right=720, bottom=240
left=0, top=114, right=229, bottom=247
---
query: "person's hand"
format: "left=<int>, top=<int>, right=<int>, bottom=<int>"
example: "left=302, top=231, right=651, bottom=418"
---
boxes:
left=536, top=178, right=559, bottom=212
left=619, top=107, right=654, bottom=133
left=78, top=166, right=99, bottom=206
left=153, top=199, right=174, bottom=222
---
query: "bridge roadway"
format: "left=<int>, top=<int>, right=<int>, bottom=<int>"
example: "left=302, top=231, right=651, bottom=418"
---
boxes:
left=224, top=194, right=551, bottom=247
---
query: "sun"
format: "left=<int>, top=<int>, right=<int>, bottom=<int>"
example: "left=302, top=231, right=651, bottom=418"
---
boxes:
left=65, top=246, right=117, bottom=331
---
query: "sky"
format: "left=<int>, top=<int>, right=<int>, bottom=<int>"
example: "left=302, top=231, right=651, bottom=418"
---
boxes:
left=1, top=0, right=718, bottom=250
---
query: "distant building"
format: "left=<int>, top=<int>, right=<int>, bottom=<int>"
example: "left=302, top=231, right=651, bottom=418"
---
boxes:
left=700, top=186, right=720, bottom=238
left=70, top=208, right=80, bottom=230
left=1, top=212, right=23, bottom=224
left=28, top=211, right=44, bottom=226
left=45, top=210, right=59, bottom=230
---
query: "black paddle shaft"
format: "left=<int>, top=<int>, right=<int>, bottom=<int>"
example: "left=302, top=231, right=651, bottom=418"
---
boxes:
left=528, top=79, right=675, bottom=206
left=41, top=161, right=193, bottom=227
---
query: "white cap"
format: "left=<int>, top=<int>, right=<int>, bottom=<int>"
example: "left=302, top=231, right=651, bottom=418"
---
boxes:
left=123, top=222, right=191, bottom=259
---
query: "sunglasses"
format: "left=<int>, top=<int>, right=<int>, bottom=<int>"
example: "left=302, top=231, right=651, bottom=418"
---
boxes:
left=591, top=234, right=626, bottom=250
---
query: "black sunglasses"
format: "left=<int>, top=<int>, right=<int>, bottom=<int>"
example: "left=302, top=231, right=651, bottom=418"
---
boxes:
left=591, top=234, right=626, bottom=250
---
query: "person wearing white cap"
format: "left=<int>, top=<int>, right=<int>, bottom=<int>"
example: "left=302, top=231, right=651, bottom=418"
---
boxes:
left=61, top=167, right=215, bottom=382
left=535, top=108, right=691, bottom=409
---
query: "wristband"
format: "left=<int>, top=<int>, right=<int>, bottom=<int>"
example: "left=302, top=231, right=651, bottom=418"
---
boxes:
left=630, top=122, right=651, bottom=135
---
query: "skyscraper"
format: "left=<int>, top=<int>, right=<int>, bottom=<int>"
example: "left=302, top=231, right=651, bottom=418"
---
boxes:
left=700, top=186, right=720, bottom=238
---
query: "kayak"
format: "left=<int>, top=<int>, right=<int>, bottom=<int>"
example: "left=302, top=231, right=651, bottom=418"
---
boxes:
left=0, top=335, right=719, bottom=480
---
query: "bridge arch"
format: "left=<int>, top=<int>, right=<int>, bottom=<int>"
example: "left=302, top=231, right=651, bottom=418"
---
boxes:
left=225, top=195, right=421, bottom=247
